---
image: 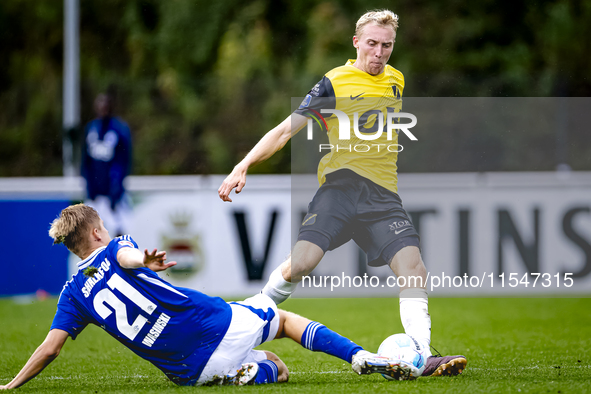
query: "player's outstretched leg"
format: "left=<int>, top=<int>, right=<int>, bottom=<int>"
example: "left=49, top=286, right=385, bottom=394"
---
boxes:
left=390, top=246, right=468, bottom=377
left=262, top=241, right=324, bottom=304
left=390, top=247, right=432, bottom=355
left=275, top=310, right=416, bottom=380
left=261, top=260, right=297, bottom=304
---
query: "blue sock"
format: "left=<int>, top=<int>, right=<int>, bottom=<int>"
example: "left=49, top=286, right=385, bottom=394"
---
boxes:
left=301, top=322, right=363, bottom=363
left=254, top=360, right=279, bottom=385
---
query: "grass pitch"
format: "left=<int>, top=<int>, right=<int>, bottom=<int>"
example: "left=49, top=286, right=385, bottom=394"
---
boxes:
left=1, top=297, right=590, bottom=393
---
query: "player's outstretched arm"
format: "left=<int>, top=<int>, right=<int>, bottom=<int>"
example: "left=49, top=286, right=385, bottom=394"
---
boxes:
left=218, top=113, right=307, bottom=202
left=0, top=329, right=69, bottom=390
left=117, top=247, right=177, bottom=272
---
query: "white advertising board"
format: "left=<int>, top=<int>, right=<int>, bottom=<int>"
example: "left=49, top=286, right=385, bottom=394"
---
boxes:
left=293, top=172, right=591, bottom=297
left=2, top=173, right=590, bottom=297
left=126, top=176, right=292, bottom=297
left=129, top=173, right=591, bottom=297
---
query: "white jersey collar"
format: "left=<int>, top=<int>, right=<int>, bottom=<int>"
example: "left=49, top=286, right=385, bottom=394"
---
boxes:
left=77, top=246, right=107, bottom=270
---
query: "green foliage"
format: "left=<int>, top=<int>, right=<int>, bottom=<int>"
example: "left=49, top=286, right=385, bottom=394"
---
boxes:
left=1, top=0, right=590, bottom=176
left=83, top=266, right=99, bottom=278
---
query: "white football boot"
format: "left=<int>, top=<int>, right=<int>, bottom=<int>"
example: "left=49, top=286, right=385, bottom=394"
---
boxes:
left=352, top=351, right=420, bottom=380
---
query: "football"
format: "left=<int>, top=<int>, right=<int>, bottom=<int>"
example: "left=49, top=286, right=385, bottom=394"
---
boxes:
left=377, top=333, right=426, bottom=379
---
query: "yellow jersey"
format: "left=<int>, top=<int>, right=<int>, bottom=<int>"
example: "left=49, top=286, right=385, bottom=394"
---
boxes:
left=297, top=60, right=405, bottom=193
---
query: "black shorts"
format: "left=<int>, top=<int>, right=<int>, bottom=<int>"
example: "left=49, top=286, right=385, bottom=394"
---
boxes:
left=298, top=169, right=420, bottom=267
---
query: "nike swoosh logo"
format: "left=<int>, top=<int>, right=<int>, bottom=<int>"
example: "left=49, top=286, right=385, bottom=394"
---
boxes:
left=350, top=92, right=365, bottom=100
left=394, top=228, right=411, bottom=235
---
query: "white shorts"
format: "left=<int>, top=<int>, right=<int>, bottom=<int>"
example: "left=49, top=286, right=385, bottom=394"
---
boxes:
left=197, top=293, right=280, bottom=385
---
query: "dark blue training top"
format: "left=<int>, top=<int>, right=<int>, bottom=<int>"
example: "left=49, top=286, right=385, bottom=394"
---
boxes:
left=81, top=116, right=131, bottom=208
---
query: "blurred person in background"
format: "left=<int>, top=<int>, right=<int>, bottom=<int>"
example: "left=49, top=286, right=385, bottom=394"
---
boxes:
left=81, top=91, right=132, bottom=236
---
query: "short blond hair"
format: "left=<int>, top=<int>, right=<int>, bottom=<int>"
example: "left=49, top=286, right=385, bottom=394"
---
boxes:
left=49, top=204, right=101, bottom=257
left=355, top=9, right=399, bottom=37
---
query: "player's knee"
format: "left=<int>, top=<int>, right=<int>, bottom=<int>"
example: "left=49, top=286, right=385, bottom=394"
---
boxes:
left=263, top=351, right=289, bottom=382
left=276, top=309, right=296, bottom=339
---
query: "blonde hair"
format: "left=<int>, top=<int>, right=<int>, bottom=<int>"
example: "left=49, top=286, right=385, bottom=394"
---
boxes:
left=355, top=9, right=399, bottom=37
left=49, top=204, right=101, bottom=257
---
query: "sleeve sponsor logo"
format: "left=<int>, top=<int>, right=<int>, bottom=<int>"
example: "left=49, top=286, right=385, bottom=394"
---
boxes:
left=298, top=94, right=312, bottom=109
left=310, top=82, right=321, bottom=96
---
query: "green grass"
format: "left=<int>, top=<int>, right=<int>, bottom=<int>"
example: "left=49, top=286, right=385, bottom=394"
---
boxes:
left=1, top=297, right=590, bottom=393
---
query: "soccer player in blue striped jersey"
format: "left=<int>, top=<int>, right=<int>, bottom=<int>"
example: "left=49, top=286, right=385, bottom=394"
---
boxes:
left=0, top=204, right=417, bottom=390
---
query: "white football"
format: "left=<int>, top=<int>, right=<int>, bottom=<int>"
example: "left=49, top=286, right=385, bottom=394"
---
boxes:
left=377, top=333, right=427, bottom=379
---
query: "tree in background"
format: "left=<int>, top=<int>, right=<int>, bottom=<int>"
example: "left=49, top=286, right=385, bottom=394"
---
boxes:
left=1, top=0, right=590, bottom=176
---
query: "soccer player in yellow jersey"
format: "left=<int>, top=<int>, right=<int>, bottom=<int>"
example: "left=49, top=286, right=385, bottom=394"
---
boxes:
left=218, top=10, right=467, bottom=378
